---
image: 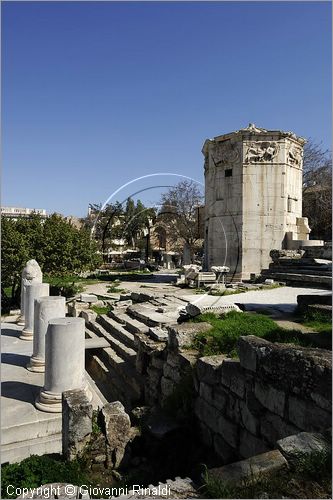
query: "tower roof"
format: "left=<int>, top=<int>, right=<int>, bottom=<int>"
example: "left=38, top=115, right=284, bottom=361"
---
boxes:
left=202, top=124, right=306, bottom=154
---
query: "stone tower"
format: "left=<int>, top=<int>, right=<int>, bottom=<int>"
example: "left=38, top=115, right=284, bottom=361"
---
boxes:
left=203, top=124, right=310, bottom=280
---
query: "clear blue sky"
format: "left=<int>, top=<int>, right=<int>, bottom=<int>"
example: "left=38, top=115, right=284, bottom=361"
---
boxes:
left=2, top=1, right=332, bottom=217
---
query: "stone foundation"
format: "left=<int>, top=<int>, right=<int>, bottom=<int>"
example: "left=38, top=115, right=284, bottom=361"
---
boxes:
left=138, top=324, right=331, bottom=464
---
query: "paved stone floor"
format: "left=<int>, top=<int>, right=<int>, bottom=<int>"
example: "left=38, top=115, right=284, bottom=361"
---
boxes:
left=85, top=278, right=329, bottom=317
left=1, top=323, right=105, bottom=464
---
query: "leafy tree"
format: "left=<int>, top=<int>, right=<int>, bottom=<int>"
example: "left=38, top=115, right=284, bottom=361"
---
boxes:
left=159, top=180, right=204, bottom=261
left=2, top=214, right=101, bottom=304
left=302, top=139, right=332, bottom=240
left=123, top=199, right=156, bottom=249
left=1, top=217, right=30, bottom=303
left=87, top=199, right=156, bottom=257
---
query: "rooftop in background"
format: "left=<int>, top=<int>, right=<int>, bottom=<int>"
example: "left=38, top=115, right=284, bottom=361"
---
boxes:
left=1, top=207, right=47, bottom=219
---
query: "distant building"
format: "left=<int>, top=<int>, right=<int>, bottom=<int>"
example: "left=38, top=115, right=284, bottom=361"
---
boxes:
left=1, top=206, right=47, bottom=220
left=61, top=214, right=84, bottom=229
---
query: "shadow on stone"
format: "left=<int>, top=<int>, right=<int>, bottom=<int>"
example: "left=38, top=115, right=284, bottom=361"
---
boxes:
left=1, top=381, right=41, bottom=405
left=1, top=352, right=31, bottom=367
left=1, top=328, right=22, bottom=338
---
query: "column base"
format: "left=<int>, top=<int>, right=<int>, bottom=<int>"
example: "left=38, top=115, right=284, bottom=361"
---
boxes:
left=35, top=385, right=93, bottom=413
left=17, top=315, right=25, bottom=326
left=27, top=356, right=45, bottom=373
left=35, top=390, right=62, bottom=413
left=20, top=329, right=33, bottom=341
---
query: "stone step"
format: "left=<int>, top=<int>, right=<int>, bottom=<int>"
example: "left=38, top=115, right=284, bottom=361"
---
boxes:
left=266, top=266, right=331, bottom=276
left=267, top=258, right=331, bottom=267
left=164, top=294, right=190, bottom=304
left=2, top=413, right=62, bottom=447
left=1, top=433, right=62, bottom=464
left=127, top=303, right=179, bottom=327
left=97, top=315, right=136, bottom=350
left=109, top=310, right=149, bottom=335
left=261, top=272, right=332, bottom=288
left=86, top=325, right=142, bottom=397
left=152, top=297, right=188, bottom=307
left=100, top=347, right=142, bottom=392
left=85, top=355, right=137, bottom=409
left=85, top=321, right=144, bottom=404
left=85, top=337, right=110, bottom=349
left=307, top=304, right=332, bottom=319
left=96, top=347, right=143, bottom=403
left=89, top=319, right=137, bottom=361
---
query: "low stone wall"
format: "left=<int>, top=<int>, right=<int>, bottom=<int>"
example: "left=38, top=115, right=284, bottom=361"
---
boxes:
left=137, top=323, right=211, bottom=406
left=138, top=325, right=331, bottom=464
left=194, top=336, right=331, bottom=463
left=84, top=307, right=332, bottom=466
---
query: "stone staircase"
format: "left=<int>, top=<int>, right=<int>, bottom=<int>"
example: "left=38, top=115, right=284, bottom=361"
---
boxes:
left=84, top=294, right=190, bottom=410
left=261, top=258, right=332, bottom=289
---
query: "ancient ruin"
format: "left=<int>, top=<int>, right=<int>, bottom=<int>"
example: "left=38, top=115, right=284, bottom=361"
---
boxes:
left=1, top=117, right=331, bottom=497
left=203, top=124, right=323, bottom=280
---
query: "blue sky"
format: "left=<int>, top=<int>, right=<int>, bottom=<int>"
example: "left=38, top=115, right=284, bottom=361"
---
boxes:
left=2, top=1, right=331, bottom=217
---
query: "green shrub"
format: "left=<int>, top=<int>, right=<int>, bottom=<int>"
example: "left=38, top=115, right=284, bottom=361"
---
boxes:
left=107, top=283, right=125, bottom=294
left=202, top=468, right=237, bottom=499
left=191, top=311, right=312, bottom=356
left=302, top=310, right=332, bottom=334
left=293, top=448, right=332, bottom=479
left=90, top=305, right=110, bottom=315
left=92, top=410, right=103, bottom=435
left=49, top=282, right=83, bottom=298
left=1, top=455, right=90, bottom=498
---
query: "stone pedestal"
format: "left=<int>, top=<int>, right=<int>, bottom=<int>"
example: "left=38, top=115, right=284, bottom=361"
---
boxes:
left=20, top=283, right=49, bottom=341
left=35, top=317, right=91, bottom=413
left=27, top=296, right=66, bottom=373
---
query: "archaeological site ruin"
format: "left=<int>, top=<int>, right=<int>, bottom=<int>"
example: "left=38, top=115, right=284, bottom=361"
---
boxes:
left=203, top=123, right=325, bottom=280
left=1, top=125, right=331, bottom=499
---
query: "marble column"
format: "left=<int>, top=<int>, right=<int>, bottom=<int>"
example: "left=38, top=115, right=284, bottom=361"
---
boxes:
left=17, top=276, right=27, bottom=326
left=35, top=317, right=92, bottom=413
left=20, top=283, right=50, bottom=341
left=27, top=296, right=66, bottom=373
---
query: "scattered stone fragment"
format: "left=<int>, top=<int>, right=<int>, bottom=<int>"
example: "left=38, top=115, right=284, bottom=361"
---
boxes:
left=168, top=322, right=211, bottom=350
left=179, top=302, right=241, bottom=320
left=101, top=401, right=132, bottom=468
left=148, top=327, right=168, bottom=342
left=208, top=449, right=287, bottom=483
left=277, top=431, right=330, bottom=462
left=80, top=293, right=98, bottom=303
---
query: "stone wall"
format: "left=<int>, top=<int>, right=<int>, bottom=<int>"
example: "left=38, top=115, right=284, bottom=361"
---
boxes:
left=138, top=326, right=331, bottom=464
left=137, top=323, right=211, bottom=407
left=194, top=335, right=331, bottom=463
